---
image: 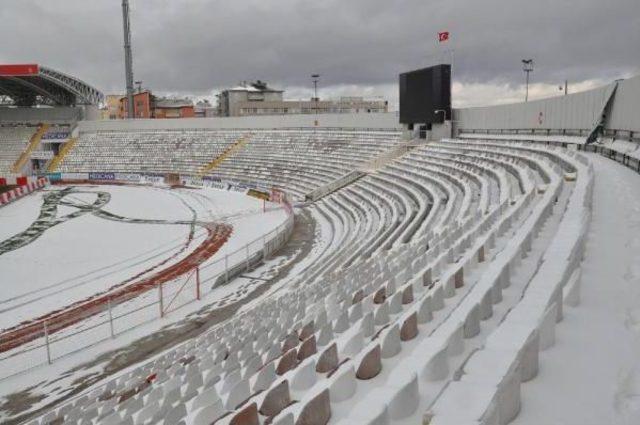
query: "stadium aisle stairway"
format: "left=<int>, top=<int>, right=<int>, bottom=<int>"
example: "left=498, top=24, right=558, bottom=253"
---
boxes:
left=11, top=123, right=49, bottom=173
left=47, top=137, right=78, bottom=172
left=197, top=134, right=252, bottom=177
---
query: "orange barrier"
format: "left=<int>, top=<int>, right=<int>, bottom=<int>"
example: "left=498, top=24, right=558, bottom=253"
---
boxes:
left=0, top=177, right=48, bottom=207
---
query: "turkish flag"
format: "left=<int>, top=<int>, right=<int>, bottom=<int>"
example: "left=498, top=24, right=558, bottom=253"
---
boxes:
left=438, top=31, right=450, bottom=42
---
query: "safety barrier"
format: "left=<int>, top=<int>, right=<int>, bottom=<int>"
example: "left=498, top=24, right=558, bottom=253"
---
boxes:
left=579, top=143, right=640, bottom=173
left=304, top=170, right=365, bottom=202
left=0, top=178, right=295, bottom=380
left=0, top=176, right=48, bottom=207
left=358, top=140, right=418, bottom=171
left=460, top=132, right=640, bottom=174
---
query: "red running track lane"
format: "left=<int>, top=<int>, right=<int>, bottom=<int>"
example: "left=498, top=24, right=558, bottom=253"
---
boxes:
left=0, top=222, right=233, bottom=353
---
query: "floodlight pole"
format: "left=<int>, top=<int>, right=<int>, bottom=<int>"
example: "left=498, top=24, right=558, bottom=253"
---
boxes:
left=311, top=74, right=320, bottom=115
left=522, top=59, right=534, bottom=102
left=122, top=0, right=135, bottom=118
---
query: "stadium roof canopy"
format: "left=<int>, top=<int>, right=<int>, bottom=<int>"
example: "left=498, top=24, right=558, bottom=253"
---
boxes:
left=0, top=64, right=104, bottom=107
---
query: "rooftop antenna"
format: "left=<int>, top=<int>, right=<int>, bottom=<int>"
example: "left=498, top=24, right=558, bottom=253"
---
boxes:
left=122, top=0, right=135, bottom=118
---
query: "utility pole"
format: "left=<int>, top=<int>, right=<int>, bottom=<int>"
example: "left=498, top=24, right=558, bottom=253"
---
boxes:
left=311, top=74, right=320, bottom=115
left=122, top=0, right=135, bottom=118
left=522, top=59, right=534, bottom=102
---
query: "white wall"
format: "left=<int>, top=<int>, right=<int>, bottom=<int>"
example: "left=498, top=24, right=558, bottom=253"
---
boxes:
left=454, top=74, right=640, bottom=135
left=607, top=75, right=640, bottom=132
left=0, top=107, right=82, bottom=124
left=78, top=112, right=401, bottom=133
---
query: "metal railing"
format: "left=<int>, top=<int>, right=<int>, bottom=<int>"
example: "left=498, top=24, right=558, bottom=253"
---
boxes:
left=579, top=143, right=640, bottom=172
left=459, top=127, right=638, bottom=143
left=358, top=141, right=417, bottom=171
left=0, top=197, right=294, bottom=381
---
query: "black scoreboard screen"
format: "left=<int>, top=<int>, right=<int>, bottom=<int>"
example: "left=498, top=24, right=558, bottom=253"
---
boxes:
left=399, top=64, right=451, bottom=125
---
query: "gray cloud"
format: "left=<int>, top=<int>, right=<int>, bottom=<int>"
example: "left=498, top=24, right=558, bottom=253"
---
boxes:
left=0, top=0, right=638, bottom=100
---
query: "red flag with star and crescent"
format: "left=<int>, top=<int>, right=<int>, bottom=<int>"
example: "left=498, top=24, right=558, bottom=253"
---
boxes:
left=438, top=31, right=450, bottom=42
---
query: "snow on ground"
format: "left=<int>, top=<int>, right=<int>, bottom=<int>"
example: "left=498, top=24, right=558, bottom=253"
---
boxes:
left=514, top=153, right=640, bottom=425
left=0, top=191, right=43, bottom=241
left=0, top=185, right=199, bottom=330
left=0, top=186, right=296, bottom=416
left=0, top=252, right=295, bottom=406
left=180, top=187, right=290, bottom=291
left=0, top=213, right=192, bottom=328
left=235, top=205, right=336, bottom=318
left=0, top=184, right=288, bottom=360
left=100, top=185, right=197, bottom=222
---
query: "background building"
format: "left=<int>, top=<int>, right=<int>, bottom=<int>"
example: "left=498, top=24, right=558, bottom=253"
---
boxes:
left=217, top=80, right=284, bottom=117
left=194, top=99, right=217, bottom=118
left=217, top=80, right=388, bottom=117
left=153, top=98, right=195, bottom=119
left=119, top=90, right=152, bottom=118
left=118, top=90, right=194, bottom=119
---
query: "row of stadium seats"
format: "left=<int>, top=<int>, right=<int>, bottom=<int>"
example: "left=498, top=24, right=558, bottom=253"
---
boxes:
left=210, top=130, right=399, bottom=196
left=58, top=130, right=247, bottom=175
left=460, top=132, right=640, bottom=172
left=0, top=125, right=37, bottom=174
left=59, top=129, right=402, bottom=197
left=30, top=134, right=591, bottom=424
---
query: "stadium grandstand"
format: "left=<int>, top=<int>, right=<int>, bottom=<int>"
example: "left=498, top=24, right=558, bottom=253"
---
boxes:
left=0, top=64, right=103, bottom=177
left=0, top=0, right=639, bottom=419
left=0, top=67, right=639, bottom=425
left=0, top=64, right=103, bottom=107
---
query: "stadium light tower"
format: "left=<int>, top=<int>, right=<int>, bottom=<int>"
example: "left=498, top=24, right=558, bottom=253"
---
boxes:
left=311, top=74, right=320, bottom=114
left=522, top=59, right=534, bottom=102
left=122, top=0, right=135, bottom=118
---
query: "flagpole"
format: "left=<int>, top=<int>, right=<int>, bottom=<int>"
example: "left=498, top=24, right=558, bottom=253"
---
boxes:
left=450, top=48, right=454, bottom=104
left=437, top=32, right=454, bottom=106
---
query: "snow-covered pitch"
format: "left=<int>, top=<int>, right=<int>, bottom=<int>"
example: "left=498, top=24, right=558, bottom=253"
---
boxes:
left=0, top=183, right=290, bottom=381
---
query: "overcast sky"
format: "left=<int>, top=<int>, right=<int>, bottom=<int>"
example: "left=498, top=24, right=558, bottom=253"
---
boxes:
left=0, top=0, right=638, bottom=108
